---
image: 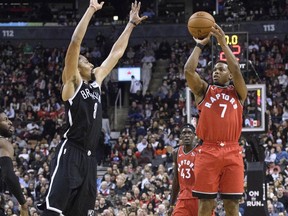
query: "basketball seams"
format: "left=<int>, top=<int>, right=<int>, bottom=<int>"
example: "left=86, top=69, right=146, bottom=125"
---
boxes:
left=188, top=27, right=212, bottom=29
left=188, top=18, right=214, bottom=28
left=189, top=17, right=215, bottom=22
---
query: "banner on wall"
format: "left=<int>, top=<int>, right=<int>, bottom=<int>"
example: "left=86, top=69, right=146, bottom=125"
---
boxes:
left=244, top=162, right=268, bottom=216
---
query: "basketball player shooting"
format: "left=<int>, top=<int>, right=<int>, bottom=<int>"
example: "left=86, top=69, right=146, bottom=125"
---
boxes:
left=184, top=22, right=247, bottom=216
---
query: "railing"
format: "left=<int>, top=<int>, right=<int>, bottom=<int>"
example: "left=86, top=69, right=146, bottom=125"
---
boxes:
left=114, top=88, right=122, bottom=129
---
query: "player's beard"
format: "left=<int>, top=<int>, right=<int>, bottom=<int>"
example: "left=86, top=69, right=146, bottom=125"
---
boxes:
left=0, top=129, right=12, bottom=138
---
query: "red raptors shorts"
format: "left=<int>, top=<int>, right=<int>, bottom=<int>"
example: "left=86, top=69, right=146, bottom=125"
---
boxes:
left=192, top=142, right=244, bottom=199
left=173, top=199, right=198, bottom=216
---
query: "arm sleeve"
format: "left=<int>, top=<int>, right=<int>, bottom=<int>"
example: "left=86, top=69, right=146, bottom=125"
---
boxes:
left=0, top=157, right=26, bottom=205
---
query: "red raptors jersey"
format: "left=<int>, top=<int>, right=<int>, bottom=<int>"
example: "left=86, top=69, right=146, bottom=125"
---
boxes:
left=196, top=85, right=243, bottom=142
left=177, top=146, right=196, bottom=200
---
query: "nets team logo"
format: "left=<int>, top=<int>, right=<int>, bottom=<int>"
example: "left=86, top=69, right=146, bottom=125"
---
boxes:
left=87, top=209, right=95, bottom=216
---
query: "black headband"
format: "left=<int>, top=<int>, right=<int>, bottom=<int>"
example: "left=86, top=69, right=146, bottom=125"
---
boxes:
left=180, top=123, right=195, bottom=134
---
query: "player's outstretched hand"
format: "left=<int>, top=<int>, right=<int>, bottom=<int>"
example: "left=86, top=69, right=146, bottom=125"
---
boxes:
left=210, top=23, right=227, bottom=47
left=129, top=1, right=148, bottom=26
left=90, top=0, right=104, bottom=12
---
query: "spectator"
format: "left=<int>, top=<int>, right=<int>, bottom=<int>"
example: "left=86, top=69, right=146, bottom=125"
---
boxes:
left=275, top=145, right=288, bottom=165
left=114, top=174, right=128, bottom=196
left=137, top=138, right=148, bottom=153
left=267, top=203, right=278, bottom=216
left=165, top=134, right=177, bottom=148
left=25, top=122, right=41, bottom=140
left=154, top=143, right=167, bottom=156
left=130, top=75, right=142, bottom=95
left=98, top=197, right=110, bottom=214
left=276, top=186, right=288, bottom=212
left=138, top=143, right=154, bottom=165
left=271, top=195, right=285, bottom=213
left=99, top=181, right=110, bottom=197
left=122, top=149, right=138, bottom=169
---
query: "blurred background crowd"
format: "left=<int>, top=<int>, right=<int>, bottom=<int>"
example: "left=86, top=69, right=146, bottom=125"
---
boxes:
left=0, top=0, right=287, bottom=25
left=0, top=32, right=287, bottom=216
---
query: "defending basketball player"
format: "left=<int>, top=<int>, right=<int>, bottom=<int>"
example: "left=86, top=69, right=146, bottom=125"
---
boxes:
left=0, top=109, right=28, bottom=216
left=184, top=23, right=247, bottom=216
left=40, top=1, right=147, bottom=215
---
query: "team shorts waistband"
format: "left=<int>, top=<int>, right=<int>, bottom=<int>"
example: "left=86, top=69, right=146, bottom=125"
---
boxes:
left=202, top=141, right=239, bottom=147
left=64, top=140, right=96, bottom=157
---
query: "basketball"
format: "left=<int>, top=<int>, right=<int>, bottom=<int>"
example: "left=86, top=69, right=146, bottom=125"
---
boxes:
left=187, top=11, right=215, bottom=39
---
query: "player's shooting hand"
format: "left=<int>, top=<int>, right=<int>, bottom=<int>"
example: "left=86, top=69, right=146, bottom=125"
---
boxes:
left=129, top=1, right=148, bottom=26
left=90, top=0, right=104, bottom=12
left=210, top=23, right=227, bottom=47
left=193, top=33, right=212, bottom=46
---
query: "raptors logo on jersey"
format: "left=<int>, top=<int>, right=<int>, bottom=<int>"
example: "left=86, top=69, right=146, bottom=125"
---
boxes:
left=177, top=145, right=196, bottom=199
left=196, top=85, right=243, bottom=142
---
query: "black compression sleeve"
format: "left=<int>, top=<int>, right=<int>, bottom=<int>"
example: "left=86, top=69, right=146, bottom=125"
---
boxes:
left=0, top=157, right=26, bottom=205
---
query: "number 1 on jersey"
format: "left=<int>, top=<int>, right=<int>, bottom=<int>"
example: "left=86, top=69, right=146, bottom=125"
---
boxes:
left=93, top=103, right=98, bottom=119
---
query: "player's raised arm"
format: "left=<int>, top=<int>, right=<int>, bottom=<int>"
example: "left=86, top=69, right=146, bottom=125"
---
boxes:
left=62, top=0, right=104, bottom=101
left=184, top=35, right=210, bottom=104
left=210, top=23, right=247, bottom=103
left=93, top=1, right=148, bottom=85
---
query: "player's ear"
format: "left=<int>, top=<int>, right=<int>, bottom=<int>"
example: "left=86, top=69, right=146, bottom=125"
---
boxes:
left=229, top=73, right=233, bottom=80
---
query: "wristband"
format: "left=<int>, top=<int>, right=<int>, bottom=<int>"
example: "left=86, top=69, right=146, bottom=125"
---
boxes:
left=129, top=20, right=137, bottom=26
left=196, top=43, right=205, bottom=51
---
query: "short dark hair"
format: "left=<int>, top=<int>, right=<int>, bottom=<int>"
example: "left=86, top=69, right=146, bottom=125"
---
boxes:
left=215, top=60, right=228, bottom=65
left=180, top=123, right=195, bottom=134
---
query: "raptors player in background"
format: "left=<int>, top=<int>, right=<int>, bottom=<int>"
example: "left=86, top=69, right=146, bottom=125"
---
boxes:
left=169, top=123, right=214, bottom=216
left=169, top=123, right=197, bottom=216
left=40, top=0, right=147, bottom=215
left=184, top=23, right=247, bottom=216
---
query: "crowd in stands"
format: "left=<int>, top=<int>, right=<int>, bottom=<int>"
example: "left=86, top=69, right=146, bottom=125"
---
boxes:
left=1, top=0, right=288, bottom=25
left=0, top=28, right=288, bottom=215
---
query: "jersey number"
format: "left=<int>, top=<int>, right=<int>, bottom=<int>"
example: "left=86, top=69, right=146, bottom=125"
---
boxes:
left=219, top=104, right=227, bottom=118
left=180, top=168, right=191, bottom=179
left=93, top=103, right=98, bottom=119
